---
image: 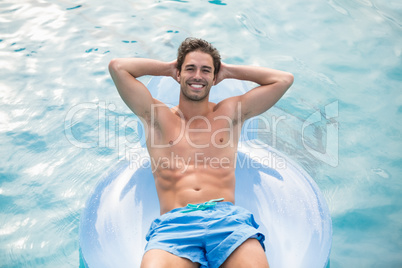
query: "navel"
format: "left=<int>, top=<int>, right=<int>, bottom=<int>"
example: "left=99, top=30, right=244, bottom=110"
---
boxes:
left=169, top=140, right=173, bottom=145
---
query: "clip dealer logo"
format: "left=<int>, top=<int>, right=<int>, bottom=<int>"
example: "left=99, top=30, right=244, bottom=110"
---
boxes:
left=64, top=101, right=339, bottom=167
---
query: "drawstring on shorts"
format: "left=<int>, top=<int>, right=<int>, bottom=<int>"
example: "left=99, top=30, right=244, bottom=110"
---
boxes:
left=180, top=198, right=225, bottom=213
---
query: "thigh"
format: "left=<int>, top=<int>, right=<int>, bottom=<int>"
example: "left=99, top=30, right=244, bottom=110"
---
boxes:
left=141, top=249, right=200, bottom=268
left=220, top=238, right=269, bottom=268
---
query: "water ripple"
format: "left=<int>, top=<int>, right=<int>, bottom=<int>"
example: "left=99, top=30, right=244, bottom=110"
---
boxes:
left=236, top=12, right=268, bottom=38
left=0, top=0, right=401, bottom=266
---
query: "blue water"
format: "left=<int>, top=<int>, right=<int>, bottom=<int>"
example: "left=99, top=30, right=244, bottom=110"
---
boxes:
left=0, top=0, right=401, bottom=267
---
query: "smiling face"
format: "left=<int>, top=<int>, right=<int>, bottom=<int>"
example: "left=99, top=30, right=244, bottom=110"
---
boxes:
left=177, top=50, right=216, bottom=102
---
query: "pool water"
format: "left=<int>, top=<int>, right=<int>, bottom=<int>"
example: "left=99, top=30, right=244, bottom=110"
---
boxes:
left=0, top=0, right=401, bottom=267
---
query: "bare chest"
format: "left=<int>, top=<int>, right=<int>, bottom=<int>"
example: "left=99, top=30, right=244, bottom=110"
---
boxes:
left=148, top=114, right=241, bottom=170
left=152, top=113, right=240, bottom=149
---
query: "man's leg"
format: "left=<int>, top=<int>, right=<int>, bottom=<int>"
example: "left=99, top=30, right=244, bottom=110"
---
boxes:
left=221, top=238, right=269, bottom=268
left=141, top=249, right=200, bottom=268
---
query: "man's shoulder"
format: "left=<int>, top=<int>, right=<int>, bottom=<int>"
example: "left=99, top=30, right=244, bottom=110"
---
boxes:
left=212, top=96, right=243, bottom=116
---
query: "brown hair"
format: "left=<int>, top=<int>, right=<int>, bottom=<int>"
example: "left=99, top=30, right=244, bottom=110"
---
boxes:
left=177, top=37, right=221, bottom=77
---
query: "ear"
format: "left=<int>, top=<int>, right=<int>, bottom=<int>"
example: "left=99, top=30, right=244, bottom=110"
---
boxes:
left=213, top=76, right=217, bottom=86
left=176, top=69, right=181, bottom=83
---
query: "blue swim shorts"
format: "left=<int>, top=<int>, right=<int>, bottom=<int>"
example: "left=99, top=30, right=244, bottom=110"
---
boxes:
left=144, top=201, right=265, bottom=268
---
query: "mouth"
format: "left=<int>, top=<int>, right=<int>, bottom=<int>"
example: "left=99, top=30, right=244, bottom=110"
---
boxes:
left=188, top=83, right=205, bottom=90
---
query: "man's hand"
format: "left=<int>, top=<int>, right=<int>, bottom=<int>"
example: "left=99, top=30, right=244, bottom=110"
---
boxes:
left=169, top=59, right=179, bottom=82
left=214, top=62, right=229, bottom=85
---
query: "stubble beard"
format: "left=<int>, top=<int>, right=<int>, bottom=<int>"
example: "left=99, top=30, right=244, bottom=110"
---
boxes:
left=181, top=80, right=211, bottom=102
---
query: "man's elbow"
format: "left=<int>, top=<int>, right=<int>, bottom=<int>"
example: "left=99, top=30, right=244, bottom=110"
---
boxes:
left=282, top=72, right=294, bottom=88
left=108, top=58, right=122, bottom=74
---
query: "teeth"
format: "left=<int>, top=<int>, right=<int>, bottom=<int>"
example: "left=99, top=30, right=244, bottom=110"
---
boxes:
left=191, top=84, right=203, bottom=88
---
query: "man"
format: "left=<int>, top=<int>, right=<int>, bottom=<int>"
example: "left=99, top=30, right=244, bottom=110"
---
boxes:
left=109, top=38, right=293, bottom=268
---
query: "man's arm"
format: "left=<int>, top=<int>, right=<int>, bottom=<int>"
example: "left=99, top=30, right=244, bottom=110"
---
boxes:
left=216, top=63, right=294, bottom=120
left=108, top=58, right=177, bottom=120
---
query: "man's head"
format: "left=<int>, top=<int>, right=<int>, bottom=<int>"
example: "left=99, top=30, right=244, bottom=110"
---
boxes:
left=177, top=38, right=221, bottom=78
left=175, top=38, right=221, bottom=102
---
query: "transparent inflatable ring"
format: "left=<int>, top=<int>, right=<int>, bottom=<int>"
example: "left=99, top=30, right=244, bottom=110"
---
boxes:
left=79, top=77, right=332, bottom=268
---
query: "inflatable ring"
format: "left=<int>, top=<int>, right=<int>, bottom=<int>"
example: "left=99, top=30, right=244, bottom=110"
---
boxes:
left=79, top=77, right=332, bottom=268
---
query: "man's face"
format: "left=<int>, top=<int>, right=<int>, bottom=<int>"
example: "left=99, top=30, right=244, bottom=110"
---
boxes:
left=177, top=51, right=216, bottom=102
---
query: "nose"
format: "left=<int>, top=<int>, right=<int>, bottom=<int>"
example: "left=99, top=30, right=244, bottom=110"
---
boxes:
left=193, top=69, right=202, bottom=80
